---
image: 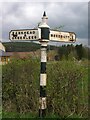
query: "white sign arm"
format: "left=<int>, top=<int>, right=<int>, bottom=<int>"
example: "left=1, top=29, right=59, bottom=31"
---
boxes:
left=49, top=30, right=76, bottom=42
left=9, top=29, right=40, bottom=41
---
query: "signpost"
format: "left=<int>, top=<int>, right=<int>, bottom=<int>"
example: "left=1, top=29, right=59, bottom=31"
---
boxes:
left=9, top=11, right=76, bottom=118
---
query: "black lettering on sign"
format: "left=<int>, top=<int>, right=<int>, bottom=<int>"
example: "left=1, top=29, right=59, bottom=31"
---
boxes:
left=20, top=37, right=22, bottom=39
left=12, top=32, right=17, bottom=37
left=34, top=36, right=36, bottom=39
left=27, top=31, right=29, bottom=34
left=21, top=32, right=23, bottom=34
left=14, top=35, right=17, bottom=37
left=24, top=34, right=26, bottom=37
left=51, top=34, right=53, bottom=37
left=33, top=31, right=35, bottom=34
left=12, top=32, right=14, bottom=35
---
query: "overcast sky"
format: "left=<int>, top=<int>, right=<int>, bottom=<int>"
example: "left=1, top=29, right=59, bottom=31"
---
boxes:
left=0, top=0, right=89, bottom=46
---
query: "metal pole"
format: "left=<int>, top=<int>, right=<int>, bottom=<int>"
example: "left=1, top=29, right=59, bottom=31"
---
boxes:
left=39, top=42, right=47, bottom=117
left=39, top=11, right=50, bottom=118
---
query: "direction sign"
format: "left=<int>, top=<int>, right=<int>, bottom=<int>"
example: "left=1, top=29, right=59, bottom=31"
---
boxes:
left=50, top=30, right=76, bottom=42
left=9, top=28, right=76, bottom=42
left=9, top=29, right=41, bottom=41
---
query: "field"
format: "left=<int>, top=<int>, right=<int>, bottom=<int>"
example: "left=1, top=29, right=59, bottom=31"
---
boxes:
left=1, top=58, right=89, bottom=119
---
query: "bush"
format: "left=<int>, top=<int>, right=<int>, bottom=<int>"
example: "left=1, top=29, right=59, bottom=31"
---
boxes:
left=47, top=60, right=88, bottom=118
left=2, top=59, right=88, bottom=118
left=2, top=58, right=40, bottom=116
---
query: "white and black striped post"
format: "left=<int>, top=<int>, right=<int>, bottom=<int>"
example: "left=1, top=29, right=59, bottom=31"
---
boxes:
left=39, top=11, right=50, bottom=117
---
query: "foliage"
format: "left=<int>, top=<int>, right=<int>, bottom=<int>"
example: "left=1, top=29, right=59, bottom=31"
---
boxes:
left=2, top=58, right=88, bottom=118
left=47, top=60, right=88, bottom=118
left=58, top=44, right=89, bottom=60
left=75, top=44, right=84, bottom=60
left=3, top=42, right=90, bottom=61
left=2, top=58, right=40, bottom=117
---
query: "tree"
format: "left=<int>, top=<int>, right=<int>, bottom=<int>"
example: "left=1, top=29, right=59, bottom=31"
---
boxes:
left=75, top=44, right=83, bottom=60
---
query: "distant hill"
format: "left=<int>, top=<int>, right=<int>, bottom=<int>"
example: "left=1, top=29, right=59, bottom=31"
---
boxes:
left=3, top=42, right=58, bottom=52
left=3, top=42, right=40, bottom=52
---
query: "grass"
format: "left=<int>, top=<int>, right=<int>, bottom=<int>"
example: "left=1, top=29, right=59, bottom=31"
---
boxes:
left=2, top=59, right=89, bottom=119
left=2, top=112, right=36, bottom=118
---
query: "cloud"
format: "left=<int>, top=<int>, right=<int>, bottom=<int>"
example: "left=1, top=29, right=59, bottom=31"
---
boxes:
left=0, top=0, right=89, bottom=2
left=0, top=2, right=2, bottom=41
left=1, top=2, right=88, bottom=46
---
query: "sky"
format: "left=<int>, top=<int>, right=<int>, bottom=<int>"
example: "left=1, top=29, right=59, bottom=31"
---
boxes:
left=0, top=0, right=89, bottom=46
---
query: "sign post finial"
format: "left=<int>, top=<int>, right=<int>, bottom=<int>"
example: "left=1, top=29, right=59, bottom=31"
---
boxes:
left=43, top=11, right=46, bottom=16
